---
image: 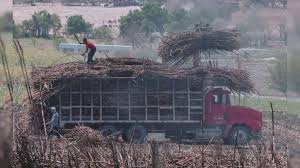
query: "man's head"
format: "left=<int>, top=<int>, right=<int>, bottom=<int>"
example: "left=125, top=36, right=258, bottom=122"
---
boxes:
left=83, top=38, right=87, bottom=43
left=50, top=107, right=56, bottom=114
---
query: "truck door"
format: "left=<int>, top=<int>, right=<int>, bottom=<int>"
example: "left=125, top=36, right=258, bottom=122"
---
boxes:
left=205, top=90, right=229, bottom=125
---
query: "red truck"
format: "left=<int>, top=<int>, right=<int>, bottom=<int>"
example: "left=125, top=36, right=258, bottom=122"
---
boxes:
left=58, top=76, right=262, bottom=144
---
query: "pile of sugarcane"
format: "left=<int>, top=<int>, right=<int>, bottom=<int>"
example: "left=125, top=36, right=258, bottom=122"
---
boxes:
left=13, top=125, right=288, bottom=168
left=158, top=29, right=241, bottom=64
left=29, top=57, right=254, bottom=104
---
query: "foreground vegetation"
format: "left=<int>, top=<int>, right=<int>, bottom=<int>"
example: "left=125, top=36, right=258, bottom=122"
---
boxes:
left=13, top=124, right=288, bottom=168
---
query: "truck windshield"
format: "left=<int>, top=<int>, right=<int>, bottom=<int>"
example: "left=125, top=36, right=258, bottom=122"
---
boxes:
left=212, top=94, right=227, bottom=105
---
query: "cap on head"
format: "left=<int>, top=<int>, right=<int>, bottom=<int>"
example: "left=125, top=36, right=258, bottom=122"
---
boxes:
left=50, top=106, right=56, bottom=113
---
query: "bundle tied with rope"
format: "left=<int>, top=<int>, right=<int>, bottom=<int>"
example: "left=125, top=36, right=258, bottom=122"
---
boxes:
left=158, top=29, right=241, bottom=65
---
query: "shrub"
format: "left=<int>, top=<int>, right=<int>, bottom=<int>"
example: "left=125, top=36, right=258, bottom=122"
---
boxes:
left=0, top=12, right=13, bottom=32
left=66, top=15, right=92, bottom=35
left=92, top=26, right=113, bottom=42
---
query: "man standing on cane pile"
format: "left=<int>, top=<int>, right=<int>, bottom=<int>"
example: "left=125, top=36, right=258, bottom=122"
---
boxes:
left=80, top=38, right=97, bottom=64
left=46, top=107, right=61, bottom=140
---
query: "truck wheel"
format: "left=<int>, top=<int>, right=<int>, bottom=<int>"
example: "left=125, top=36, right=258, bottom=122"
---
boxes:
left=126, top=124, right=147, bottom=144
left=100, top=125, right=118, bottom=138
left=228, top=126, right=250, bottom=145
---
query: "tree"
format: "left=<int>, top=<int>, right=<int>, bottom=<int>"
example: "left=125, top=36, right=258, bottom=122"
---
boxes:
left=121, top=22, right=145, bottom=48
left=237, top=12, right=267, bottom=47
left=92, top=26, right=113, bottom=42
left=119, top=4, right=169, bottom=47
left=13, top=24, right=24, bottom=38
left=269, top=60, right=287, bottom=95
left=242, top=0, right=287, bottom=8
left=288, top=50, right=300, bottom=95
left=141, top=4, right=169, bottom=34
left=51, top=14, right=62, bottom=36
left=17, top=10, right=62, bottom=38
left=66, top=15, right=92, bottom=34
left=0, top=12, right=13, bottom=32
left=166, top=9, right=191, bottom=32
left=20, top=20, right=34, bottom=37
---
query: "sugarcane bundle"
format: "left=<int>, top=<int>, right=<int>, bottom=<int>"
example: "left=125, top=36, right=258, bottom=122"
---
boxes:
left=29, top=57, right=255, bottom=106
left=158, top=29, right=241, bottom=64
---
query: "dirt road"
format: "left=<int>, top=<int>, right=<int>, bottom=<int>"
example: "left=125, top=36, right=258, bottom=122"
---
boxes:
left=13, top=3, right=139, bottom=27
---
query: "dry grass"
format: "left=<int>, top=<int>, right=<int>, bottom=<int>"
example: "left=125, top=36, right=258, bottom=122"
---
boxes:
left=0, top=35, right=81, bottom=84
left=11, top=100, right=298, bottom=168
left=0, top=110, right=12, bottom=168
left=12, top=122, right=288, bottom=168
left=158, top=29, right=241, bottom=65
left=12, top=105, right=296, bottom=168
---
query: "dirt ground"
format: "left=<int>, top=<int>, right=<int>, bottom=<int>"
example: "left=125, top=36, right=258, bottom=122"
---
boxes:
left=0, top=0, right=12, bottom=14
left=263, top=111, right=300, bottom=146
left=13, top=3, right=139, bottom=27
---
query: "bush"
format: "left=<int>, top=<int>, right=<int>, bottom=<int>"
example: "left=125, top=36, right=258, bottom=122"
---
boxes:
left=165, top=9, right=191, bottom=32
left=92, top=26, right=113, bottom=42
left=66, top=15, right=92, bottom=35
left=288, top=50, right=300, bottom=95
left=269, top=60, right=287, bottom=95
left=0, top=12, right=13, bottom=32
left=119, top=4, right=169, bottom=47
left=13, top=24, right=24, bottom=38
left=15, top=11, right=62, bottom=38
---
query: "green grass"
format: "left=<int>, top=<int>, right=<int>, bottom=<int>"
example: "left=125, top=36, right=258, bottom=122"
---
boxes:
left=1, top=33, right=83, bottom=81
left=0, top=85, right=25, bottom=107
left=0, top=33, right=81, bottom=106
left=231, top=96, right=300, bottom=115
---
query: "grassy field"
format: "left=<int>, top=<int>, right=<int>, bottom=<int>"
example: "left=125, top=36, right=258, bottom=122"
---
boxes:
left=0, top=33, right=80, bottom=107
left=0, top=33, right=83, bottom=81
left=232, top=95, right=300, bottom=115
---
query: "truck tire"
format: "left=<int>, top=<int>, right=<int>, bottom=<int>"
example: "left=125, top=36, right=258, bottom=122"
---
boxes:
left=228, top=126, right=251, bottom=145
left=126, top=124, right=147, bottom=144
left=100, top=125, right=118, bottom=138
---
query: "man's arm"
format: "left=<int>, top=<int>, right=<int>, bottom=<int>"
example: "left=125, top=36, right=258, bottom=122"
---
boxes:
left=46, top=120, right=52, bottom=125
left=81, top=48, right=88, bottom=55
left=46, top=116, right=54, bottom=125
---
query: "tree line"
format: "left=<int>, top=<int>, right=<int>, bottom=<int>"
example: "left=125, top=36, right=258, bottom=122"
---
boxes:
left=13, top=11, right=113, bottom=42
left=12, top=3, right=236, bottom=43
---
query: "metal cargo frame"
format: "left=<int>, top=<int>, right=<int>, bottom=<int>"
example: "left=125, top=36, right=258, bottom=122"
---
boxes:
left=58, top=77, right=204, bottom=125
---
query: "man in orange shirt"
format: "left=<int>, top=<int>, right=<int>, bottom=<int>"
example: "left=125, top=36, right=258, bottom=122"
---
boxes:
left=81, top=38, right=96, bottom=64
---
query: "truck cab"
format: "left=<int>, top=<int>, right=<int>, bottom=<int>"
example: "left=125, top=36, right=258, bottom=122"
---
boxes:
left=204, top=88, right=262, bottom=144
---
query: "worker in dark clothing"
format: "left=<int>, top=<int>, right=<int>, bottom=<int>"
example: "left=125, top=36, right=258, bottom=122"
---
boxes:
left=81, top=38, right=96, bottom=64
left=46, top=107, right=61, bottom=140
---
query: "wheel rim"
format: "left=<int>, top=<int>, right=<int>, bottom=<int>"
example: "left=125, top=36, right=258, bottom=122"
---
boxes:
left=233, top=130, right=248, bottom=144
left=127, top=126, right=146, bottom=143
left=132, top=129, right=142, bottom=140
